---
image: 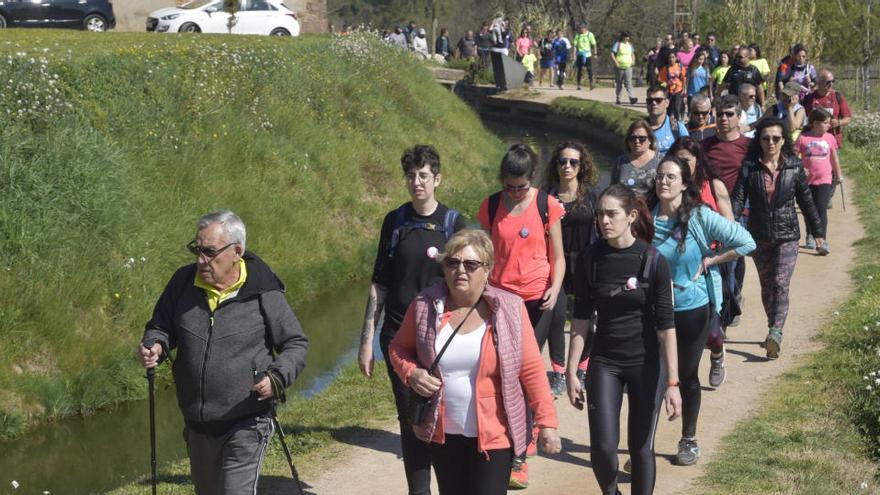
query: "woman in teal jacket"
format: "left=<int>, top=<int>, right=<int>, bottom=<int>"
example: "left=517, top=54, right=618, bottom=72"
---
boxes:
left=652, top=156, right=755, bottom=467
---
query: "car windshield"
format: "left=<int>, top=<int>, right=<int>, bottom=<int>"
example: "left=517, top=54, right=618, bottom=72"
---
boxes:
left=181, top=0, right=222, bottom=9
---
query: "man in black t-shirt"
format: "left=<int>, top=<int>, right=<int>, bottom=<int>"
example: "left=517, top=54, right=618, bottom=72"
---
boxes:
left=358, top=145, right=465, bottom=495
left=720, top=47, right=766, bottom=105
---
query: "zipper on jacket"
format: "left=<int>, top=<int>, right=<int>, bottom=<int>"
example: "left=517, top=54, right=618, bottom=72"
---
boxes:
left=198, top=313, right=215, bottom=422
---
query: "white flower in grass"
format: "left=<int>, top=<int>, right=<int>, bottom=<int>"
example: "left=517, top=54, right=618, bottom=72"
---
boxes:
left=867, top=385, right=873, bottom=390
left=11, top=480, right=19, bottom=489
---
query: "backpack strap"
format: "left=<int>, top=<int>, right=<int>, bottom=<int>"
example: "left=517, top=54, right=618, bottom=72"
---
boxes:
left=670, top=115, right=681, bottom=140
left=537, top=189, right=550, bottom=237
left=442, top=208, right=461, bottom=241
left=387, top=203, right=410, bottom=258
left=487, top=191, right=502, bottom=228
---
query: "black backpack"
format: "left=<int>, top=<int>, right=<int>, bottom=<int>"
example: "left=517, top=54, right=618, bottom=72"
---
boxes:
left=388, top=204, right=461, bottom=258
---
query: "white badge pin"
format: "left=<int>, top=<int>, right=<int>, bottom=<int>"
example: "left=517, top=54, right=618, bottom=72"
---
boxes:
left=519, top=227, right=530, bottom=238
left=627, top=178, right=636, bottom=186
left=625, top=277, right=639, bottom=290
left=426, top=246, right=439, bottom=259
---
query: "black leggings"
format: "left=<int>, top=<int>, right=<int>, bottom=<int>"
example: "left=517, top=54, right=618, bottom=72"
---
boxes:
left=805, top=183, right=833, bottom=238
left=576, top=56, right=593, bottom=86
left=556, top=62, right=568, bottom=85
left=381, top=331, right=432, bottom=495
left=430, top=435, right=512, bottom=495
left=675, top=305, right=712, bottom=438
left=667, top=92, right=684, bottom=121
left=587, top=358, right=664, bottom=495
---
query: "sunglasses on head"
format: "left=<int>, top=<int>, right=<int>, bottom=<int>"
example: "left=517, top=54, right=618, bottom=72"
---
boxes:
left=761, top=135, right=783, bottom=144
left=628, top=135, right=649, bottom=143
left=187, top=240, right=236, bottom=258
left=442, top=257, right=487, bottom=273
left=557, top=157, right=581, bottom=167
left=647, top=97, right=666, bottom=104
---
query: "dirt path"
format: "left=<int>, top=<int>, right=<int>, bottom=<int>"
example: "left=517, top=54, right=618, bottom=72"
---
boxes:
left=297, top=86, right=864, bottom=495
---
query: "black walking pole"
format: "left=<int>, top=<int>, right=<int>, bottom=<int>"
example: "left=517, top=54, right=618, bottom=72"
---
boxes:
left=269, top=404, right=305, bottom=495
left=147, top=367, right=158, bottom=495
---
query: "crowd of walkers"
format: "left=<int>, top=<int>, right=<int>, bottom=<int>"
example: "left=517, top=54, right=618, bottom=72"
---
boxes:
left=354, top=29, right=853, bottom=495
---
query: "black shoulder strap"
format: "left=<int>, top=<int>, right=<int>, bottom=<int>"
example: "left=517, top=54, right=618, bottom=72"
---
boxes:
left=387, top=203, right=410, bottom=258
left=487, top=191, right=502, bottom=228
left=670, top=116, right=681, bottom=140
left=443, top=208, right=461, bottom=241
left=537, top=189, right=550, bottom=236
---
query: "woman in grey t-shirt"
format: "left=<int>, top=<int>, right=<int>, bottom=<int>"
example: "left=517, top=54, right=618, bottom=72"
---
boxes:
left=611, top=120, right=662, bottom=196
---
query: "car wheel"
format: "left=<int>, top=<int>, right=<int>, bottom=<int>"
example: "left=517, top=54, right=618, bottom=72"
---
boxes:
left=179, top=22, right=201, bottom=33
left=270, top=28, right=290, bottom=36
left=83, top=14, right=106, bottom=32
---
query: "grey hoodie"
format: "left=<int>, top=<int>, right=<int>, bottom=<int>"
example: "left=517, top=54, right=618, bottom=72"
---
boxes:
left=143, top=252, right=308, bottom=427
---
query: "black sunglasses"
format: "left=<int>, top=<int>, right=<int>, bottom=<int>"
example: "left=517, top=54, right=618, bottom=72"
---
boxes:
left=503, top=183, right=530, bottom=192
left=761, top=135, right=783, bottom=144
left=442, top=257, right=488, bottom=273
left=718, top=110, right=738, bottom=118
left=692, top=110, right=710, bottom=116
left=187, top=240, right=237, bottom=259
left=557, top=157, right=581, bottom=167
left=647, top=97, right=666, bottom=104
left=628, top=135, right=649, bottom=143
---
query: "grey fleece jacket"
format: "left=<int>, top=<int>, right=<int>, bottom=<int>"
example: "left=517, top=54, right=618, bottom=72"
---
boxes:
left=142, top=252, right=309, bottom=426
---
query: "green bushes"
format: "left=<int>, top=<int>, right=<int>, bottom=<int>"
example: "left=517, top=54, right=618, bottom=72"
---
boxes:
left=0, top=31, right=503, bottom=438
left=846, top=112, right=880, bottom=148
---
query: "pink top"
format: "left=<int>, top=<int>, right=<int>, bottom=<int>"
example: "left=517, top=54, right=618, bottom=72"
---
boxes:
left=677, top=47, right=696, bottom=67
left=515, top=37, right=532, bottom=57
left=795, top=132, right=838, bottom=185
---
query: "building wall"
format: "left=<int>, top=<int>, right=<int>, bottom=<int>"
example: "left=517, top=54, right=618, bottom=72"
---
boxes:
left=111, top=0, right=327, bottom=34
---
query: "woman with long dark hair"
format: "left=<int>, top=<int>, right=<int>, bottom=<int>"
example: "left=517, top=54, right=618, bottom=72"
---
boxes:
left=732, top=118, right=824, bottom=359
left=477, top=143, right=566, bottom=488
left=541, top=141, right=599, bottom=395
left=567, top=184, right=682, bottom=495
left=652, top=157, right=754, bottom=465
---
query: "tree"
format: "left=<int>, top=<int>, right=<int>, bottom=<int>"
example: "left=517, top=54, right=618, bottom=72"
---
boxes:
left=224, top=0, right=239, bottom=34
left=827, top=0, right=878, bottom=110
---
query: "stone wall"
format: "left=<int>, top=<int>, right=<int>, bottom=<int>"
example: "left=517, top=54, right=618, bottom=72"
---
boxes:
left=111, top=0, right=326, bottom=34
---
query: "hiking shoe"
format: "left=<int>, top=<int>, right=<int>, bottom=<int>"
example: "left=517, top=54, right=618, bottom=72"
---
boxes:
left=509, top=459, right=529, bottom=489
left=629, top=97, right=638, bottom=104
left=765, top=329, right=783, bottom=359
left=804, top=235, right=816, bottom=250
left=577, top=85, right=582, bottom=90
left=729, top=294, right=744, bottom=327
left=615, top=99, right=621, bottom=105
left=622, top=457, right=632, bottom=473
left=548, top=371, right=566, bottom=397
left=817, top=240, right=830, bottom=256
left=675, top=438, right=700, bottom=466
left=709, top=350, right=726, bottom=388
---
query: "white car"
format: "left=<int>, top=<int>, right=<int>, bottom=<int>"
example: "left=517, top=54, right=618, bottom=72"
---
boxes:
left=147, top=0, right=300, bottom=36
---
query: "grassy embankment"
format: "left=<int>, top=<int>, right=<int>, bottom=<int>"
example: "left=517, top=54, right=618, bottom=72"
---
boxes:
left=0, top=31, right=506, bottom=440
left=693, top=138, right=880, bottom=493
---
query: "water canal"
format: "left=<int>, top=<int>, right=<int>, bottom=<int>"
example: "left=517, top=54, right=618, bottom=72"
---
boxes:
left=0, top=117, right=620, bottom=494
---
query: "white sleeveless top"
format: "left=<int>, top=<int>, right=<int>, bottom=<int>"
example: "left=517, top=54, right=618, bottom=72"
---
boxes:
left=435, top=321, right=487, bottom=437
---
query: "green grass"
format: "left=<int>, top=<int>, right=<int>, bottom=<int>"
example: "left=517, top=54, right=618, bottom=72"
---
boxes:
left=693, top=144, right=880, bottom=494
left=107, top=363, right=398, bottom=494
left=0, top=30, right=504, bottom=439
left=549, top=96, right=646, bottom=139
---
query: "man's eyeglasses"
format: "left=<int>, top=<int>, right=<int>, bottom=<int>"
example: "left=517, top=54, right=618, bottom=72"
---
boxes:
left=628, top=135, right=649, bottom=143
left=692, top=110, right=710, bottom=116
left=405, top=173, right=434, bottom=183
left=647, top=97, right=666, bottom=105
left=761, top=135, right=783, bottom=144
left=718, top=110, right=738, bottom=119
left=442, top=257, right=488, bottom=273
left=188, top=240, right=237, bottom=259
left=558, top=157, right=581, bottom=167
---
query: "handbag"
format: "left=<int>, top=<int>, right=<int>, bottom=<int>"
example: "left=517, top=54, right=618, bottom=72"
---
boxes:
left=406, top=296, right=482, bottom=426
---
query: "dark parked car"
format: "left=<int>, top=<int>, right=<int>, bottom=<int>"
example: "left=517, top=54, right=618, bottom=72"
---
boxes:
left=0, top=0, right=115, bottom=31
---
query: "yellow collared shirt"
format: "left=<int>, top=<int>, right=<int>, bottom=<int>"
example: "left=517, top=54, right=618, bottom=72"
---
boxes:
left=194, top=259, right=248, bottom=312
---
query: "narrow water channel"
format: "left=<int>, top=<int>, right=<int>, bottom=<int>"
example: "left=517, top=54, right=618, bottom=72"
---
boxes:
left=0, top=117, right=619, bottom=494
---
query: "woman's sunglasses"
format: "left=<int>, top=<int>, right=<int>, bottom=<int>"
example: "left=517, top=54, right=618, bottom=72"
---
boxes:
left=558, top=157, right=581, bottom=167
left=442, top=257, right=487, bottom=273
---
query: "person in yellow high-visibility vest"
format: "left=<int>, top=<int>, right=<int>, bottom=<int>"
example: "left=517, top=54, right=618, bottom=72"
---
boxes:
left=611, top=31, right=637, bottom=105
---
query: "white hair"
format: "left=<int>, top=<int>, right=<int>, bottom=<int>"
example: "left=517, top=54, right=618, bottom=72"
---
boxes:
left=197, top=209, right=246, bottom=251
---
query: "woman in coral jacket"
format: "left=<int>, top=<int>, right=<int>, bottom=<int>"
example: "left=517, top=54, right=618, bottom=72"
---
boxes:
left=390, top=229, right=561, bottom=495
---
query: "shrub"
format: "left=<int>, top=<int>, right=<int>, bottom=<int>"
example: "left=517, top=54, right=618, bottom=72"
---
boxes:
left=846, top=112, right=880, bottom=148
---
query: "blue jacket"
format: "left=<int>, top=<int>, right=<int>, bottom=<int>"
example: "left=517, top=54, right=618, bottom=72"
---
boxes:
left=653, top=205, right=755, bottom=312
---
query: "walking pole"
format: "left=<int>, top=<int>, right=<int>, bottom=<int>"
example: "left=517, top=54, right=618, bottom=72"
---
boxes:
left=269, top=404, right=305, bottom=495
left=839, top=180, right=847, bottom=212
left=147, top=367, right=158, bottom=495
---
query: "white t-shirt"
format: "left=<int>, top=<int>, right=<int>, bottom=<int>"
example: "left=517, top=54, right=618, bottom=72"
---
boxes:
left=435, top=321, right=487, bottom=437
